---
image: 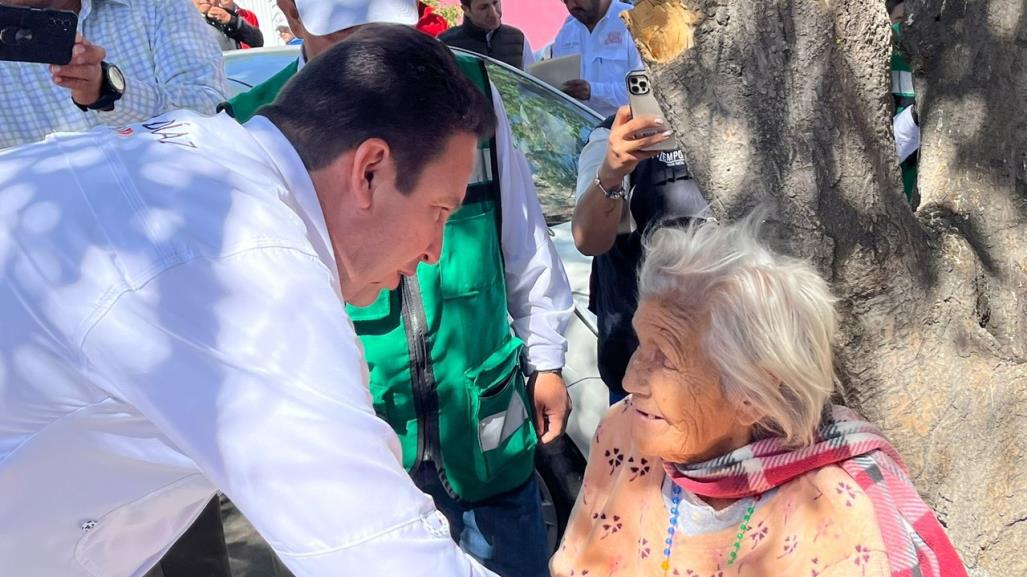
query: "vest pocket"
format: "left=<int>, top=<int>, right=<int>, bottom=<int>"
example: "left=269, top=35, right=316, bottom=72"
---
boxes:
left=468, top=339, right=536, bottom=478
left=439, top=203, right=502, bottom=299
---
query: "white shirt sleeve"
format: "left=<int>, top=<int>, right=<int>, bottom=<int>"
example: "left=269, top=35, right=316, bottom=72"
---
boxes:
left=97, top=0, right=226, bottom=124
left=522, top=38, right=536, bottom=70
left=893, top=105, right=920, bottom=163
left=492, top=85, right=574, bottom=373
left=576, top=127, right=612, bottom=199
left=81, top=247, right=496, bottom=577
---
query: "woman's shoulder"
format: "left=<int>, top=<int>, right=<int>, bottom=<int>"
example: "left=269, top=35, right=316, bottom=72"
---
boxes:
left=591, top=398, right=638, bottom=452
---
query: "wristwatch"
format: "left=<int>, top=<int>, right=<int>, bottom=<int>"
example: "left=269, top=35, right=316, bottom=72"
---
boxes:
left=74, top=61, right=125, bottom=112
left=594, top=169, right=627, bottom=201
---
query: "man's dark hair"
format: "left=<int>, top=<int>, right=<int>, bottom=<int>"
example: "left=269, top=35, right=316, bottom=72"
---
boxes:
left=885, top=0, right=904, bottom=13
left=460, top=0, right=473, bottom=7
left=260, top=24, right=496, bottom=193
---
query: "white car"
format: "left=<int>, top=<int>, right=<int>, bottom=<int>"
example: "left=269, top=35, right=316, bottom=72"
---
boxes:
left=224, top=46, right=611, bottom=550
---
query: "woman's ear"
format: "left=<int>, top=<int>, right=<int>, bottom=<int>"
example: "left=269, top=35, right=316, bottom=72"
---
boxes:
left=735, top=398, right=764, bottom=428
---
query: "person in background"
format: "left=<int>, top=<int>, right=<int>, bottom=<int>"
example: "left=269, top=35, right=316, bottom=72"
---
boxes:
left=225, top=3, right=575, bottom=577
left=0, top=0, right=225, bottom=150
left=552, top=0, right=642, bottom=116
left=572, top=107, right=708, bottom=404
left=887, top=0, right=920, bottom=206
left=278, top=24, right=302, bottom=44
left=193, top=0, right=264, bottom=50
left=439, top=0, right=534, bottom=70
left=416, top=0, right=449, bottom=37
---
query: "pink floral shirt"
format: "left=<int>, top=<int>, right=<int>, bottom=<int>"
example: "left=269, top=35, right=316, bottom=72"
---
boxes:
left=552, top=403, right=891, bottom=577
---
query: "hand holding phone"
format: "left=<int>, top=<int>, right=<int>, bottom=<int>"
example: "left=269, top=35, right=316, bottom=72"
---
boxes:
left=0, top=5, right=77, bottom=65
left=626, top=70, right=677, bottom=153
left=598, top=106, right=672, bottom=189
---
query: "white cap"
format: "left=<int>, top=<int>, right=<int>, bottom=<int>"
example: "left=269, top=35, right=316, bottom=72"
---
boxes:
left=295, top=0, right=419, bottom=37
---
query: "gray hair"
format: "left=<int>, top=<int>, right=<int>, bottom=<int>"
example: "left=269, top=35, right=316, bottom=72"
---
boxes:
left=638, top=216, right=837, bottom=448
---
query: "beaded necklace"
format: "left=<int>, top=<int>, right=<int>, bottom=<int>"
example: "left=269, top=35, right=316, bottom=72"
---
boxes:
left=661, top=484, right=761, bottom=576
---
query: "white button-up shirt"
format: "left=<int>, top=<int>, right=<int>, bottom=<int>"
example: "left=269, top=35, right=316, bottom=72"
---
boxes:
left=552, top=0, right=644, bottom=117
left=0, top=110, right=512, bottom=577
left=0, top=0, right=226, bottom=150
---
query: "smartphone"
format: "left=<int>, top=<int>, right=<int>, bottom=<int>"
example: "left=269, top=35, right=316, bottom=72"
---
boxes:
left=626, top=70, right=677, bottom=152
left=0, top=5, right=77, bottom=65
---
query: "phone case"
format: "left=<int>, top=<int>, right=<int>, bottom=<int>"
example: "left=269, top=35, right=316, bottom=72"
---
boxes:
left=0, top=6, right=77, bottom=65
left=626, top=70, right=678, bottom=152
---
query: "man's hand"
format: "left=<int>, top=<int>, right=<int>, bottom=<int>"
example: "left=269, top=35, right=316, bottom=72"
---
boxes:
left=50, top=34, right=105, bottom=108
left=530, top=371, right=571, bottom=444
left=598, top=106, right=671, bottom=187
left=561, top=79, right=591, bottom=101
left=206, top=6, right=233, bottom=25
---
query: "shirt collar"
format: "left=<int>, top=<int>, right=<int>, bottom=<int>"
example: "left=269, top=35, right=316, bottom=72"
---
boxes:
left=242, top=115, right=341, bottom=295
left=78, top=0, right=130, bottom=23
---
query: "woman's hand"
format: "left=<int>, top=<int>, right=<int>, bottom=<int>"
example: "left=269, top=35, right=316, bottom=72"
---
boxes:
left=597, top=106, right=672, bottom=190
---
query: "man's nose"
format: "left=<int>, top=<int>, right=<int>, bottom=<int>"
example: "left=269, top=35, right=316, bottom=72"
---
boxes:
left=421, top=234, right=444, bottom=266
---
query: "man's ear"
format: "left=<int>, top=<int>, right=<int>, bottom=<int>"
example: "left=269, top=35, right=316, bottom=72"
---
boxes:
left=349, top=138, right=391, bottom=211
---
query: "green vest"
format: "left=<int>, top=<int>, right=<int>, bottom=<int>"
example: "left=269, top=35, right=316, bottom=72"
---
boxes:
left=225, top=54, right=537, bottom=503
left=349, top=56, right=536, bottom=503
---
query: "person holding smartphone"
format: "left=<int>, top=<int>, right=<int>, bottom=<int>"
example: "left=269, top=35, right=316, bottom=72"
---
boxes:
left=0, top=0, right=226, bottom=150
left=572, top=105, right=710, bottom=403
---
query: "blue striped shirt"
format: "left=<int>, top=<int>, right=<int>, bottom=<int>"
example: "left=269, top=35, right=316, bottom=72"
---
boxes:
left=0, top=0, right=226, bottom=149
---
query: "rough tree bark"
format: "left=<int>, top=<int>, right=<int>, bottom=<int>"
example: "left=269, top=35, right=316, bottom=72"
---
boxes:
left=622, top=0, right=1026, bottom=575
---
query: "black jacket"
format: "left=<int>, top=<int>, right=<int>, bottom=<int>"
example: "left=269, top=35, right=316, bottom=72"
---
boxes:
left=440, top=22, right=526, bottom=69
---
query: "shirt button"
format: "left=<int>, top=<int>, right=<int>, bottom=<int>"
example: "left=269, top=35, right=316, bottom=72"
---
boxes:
left=81, top=520, right=97, bottom=532
left=421, top=510, right=450, bottom=539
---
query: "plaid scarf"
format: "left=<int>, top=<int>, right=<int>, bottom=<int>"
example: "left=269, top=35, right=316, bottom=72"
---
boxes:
left=664, top=405, right=967, bottom=577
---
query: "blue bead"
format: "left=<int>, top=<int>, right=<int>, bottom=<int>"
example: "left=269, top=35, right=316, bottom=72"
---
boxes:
left=664, top=548, right=672, bottom=556
left=671, top=507, right=678, bottom=515
left=665, top=537, right=673, bottom=545
left=669, top=527, right=676, bottom=534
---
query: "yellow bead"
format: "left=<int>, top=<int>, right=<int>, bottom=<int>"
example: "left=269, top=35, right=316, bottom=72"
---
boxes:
left=661, top=560, right=670, bottom=571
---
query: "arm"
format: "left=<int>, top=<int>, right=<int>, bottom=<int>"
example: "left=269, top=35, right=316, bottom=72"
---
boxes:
left=98, top=0, right=226, bottom=123
left=522, top=38, right=536, bottom=70
left=492, top=84, right=575, bottom=441
left=572, top=107, right=670, bottom=256
left=82, top=248, right=496, bottom=577
left=215, top=8, right=265, bottom=48
left=893, top=105, right=920, bottom=163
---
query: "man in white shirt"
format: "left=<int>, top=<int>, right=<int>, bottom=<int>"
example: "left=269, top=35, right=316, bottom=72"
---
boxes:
left=552, top=0, right=643, bottom=117
left=0, top=24, right=501, bottom=577
left=0, top=0, right=226, bottom=150
left=224, top=3, right=574, bottom=576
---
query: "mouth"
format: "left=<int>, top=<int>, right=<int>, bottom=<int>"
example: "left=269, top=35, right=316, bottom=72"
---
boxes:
left=635, top=408, right=664, bottom=422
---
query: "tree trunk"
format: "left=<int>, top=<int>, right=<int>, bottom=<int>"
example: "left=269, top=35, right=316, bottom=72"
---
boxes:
left=623, top=0, right=1026, bottom=575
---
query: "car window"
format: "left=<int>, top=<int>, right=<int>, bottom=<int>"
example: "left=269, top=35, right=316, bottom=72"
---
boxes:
left=223, top=49, right=300, bottom=95
left=485, top=61, right=601, bottom=225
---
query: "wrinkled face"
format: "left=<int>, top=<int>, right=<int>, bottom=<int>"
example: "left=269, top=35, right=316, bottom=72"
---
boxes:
left=561, top=0, right=603, bottom=26
left=337, top=132, right=475, bottom=307
left=464, top=0, right=502, bottom=32
left=622, top=300, right=753, bottom=464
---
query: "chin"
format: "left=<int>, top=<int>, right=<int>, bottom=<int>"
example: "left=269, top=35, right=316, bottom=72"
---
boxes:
left=347, top=286, right=383, bottom=308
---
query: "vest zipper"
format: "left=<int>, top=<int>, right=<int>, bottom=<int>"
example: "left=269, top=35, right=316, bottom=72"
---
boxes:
left=401, top=276, right=459, bottom=497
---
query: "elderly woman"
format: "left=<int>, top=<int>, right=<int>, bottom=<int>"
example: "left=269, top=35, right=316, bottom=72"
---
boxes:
left=551, top=218, right=966, bottom=577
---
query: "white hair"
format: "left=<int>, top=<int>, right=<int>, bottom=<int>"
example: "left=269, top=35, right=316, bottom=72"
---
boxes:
left=638, top=215, right=837, bottom=448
